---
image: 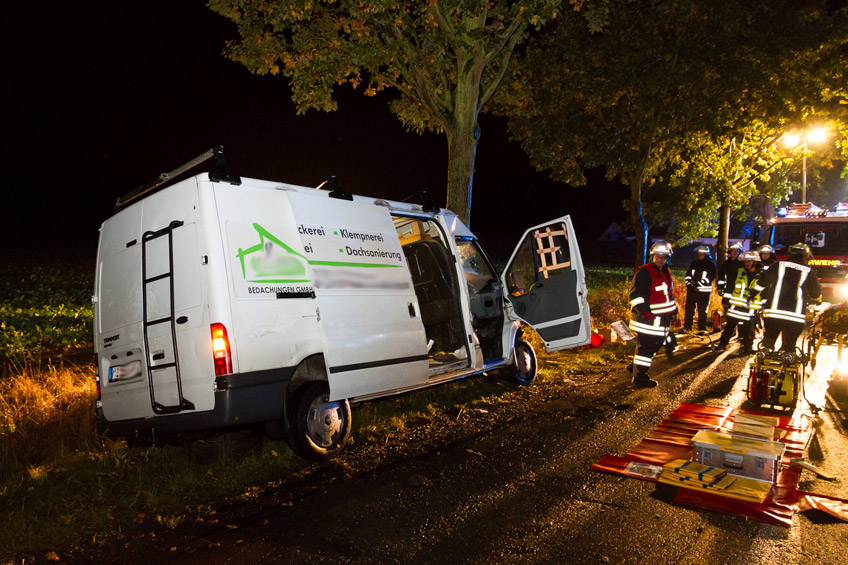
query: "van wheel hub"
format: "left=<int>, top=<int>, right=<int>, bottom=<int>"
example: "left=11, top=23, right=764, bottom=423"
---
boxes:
left=306, top=394, right=344, bottom=448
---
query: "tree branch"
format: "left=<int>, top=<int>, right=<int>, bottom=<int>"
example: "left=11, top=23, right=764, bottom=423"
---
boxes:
left=389, top=24, right=450, bottom=129
left=480, top=27, right=523, bottom=106
left=429, top=4, right=459, bottom=51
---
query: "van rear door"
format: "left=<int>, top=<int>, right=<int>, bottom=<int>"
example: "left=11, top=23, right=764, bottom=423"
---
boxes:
left=97, top=181, right=213, bottom=422
left=501, top=216, right=591, bottom=350
left=286, top=193, right=429, bottom=401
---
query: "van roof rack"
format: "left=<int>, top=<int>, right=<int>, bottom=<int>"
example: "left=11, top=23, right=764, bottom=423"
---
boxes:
left=115, top=145, right=241, bottom=210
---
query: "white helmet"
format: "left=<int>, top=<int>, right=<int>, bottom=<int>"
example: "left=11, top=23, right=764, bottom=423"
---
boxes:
left=728, top=242, right=744, bottom=252
left=696, top=245, right=710, bottom=255
left=758, top=244, right=774, bottom=254
left=650, top=241, right=673, bottom=256
left=742, top=251, right=761, bottom=262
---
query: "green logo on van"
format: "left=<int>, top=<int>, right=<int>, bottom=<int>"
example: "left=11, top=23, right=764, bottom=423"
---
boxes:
left=236, top=224, right=310, bottom=284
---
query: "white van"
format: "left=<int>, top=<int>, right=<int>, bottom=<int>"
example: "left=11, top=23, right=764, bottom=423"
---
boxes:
left=93, top=148, right=591, bottom=459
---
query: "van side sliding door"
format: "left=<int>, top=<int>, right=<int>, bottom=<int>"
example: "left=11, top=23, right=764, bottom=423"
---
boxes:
left=286, top=193, right=429, bottom=401
left=501, top=216, right=591, bottom=350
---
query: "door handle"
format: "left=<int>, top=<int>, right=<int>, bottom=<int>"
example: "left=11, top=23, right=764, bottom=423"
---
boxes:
left=408, top=303, right=417, bottom=317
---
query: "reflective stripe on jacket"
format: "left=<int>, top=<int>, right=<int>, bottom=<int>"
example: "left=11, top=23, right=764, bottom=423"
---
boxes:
left=726, top=266, right=765, bottom=321
left=629, top=262, right=677, bottom=335
left=684, top=258, right=716, bottom=294
left=760, top=259, right=822, bottom=324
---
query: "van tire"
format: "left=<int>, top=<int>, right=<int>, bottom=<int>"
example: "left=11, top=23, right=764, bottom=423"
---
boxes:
left=291, top=381, right=352, bottom=460
left=512, top=338, right=537, bottom=386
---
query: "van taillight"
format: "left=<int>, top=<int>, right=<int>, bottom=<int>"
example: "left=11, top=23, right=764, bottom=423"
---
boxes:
left=211, top=323, right=232, bottom=376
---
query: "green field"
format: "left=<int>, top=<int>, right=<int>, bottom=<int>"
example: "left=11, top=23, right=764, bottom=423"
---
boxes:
left=0, top=248, right=94, bottom=363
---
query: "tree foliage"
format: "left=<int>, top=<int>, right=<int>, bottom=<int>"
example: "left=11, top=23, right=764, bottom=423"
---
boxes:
left=496, top=0, right=847, bottom=264
left=207, top=0, right=595, bottom=225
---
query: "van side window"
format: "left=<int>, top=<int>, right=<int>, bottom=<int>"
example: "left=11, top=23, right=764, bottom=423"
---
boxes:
left=506, top=223, right=571, bottom=296
left=457, top=240, right=497, bottom=295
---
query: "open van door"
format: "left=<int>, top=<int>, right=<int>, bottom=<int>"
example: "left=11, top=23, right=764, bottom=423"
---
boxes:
left=501, top=217, right=591, bottom=350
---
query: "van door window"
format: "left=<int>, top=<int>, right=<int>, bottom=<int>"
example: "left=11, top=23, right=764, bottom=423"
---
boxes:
left=456, top=240, right=504, bottom=361
left=502, top=219, right=589, bottom=349
left=505, top=225, right=572, bottom=297
left=394, top=217, right=469, bottom=370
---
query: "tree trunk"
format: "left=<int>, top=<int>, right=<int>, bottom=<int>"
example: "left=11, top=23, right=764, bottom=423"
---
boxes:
left=445, top=121, right=479, bottom=227
left=444, top=51, right=485, bottom=227
left=716, top=203, right=730, bottom=270
left=629, top=175, right=649, bottom=268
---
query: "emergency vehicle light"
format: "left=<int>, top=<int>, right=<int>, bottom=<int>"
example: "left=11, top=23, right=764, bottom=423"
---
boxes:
left=211, top=323, right=232, bottom=376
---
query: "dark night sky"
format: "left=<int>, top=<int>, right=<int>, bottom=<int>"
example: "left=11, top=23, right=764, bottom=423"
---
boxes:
left=3, top=1, right=627, bottom=255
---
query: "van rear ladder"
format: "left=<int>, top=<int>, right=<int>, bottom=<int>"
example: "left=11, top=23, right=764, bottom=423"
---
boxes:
left=142, top=220, right=195, bottom=415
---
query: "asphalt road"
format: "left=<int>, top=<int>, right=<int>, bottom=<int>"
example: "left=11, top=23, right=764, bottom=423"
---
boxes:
left=95, top=336, right=848, bottom=564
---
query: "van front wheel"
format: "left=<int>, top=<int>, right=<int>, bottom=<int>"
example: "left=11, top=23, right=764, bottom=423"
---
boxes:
left=291, top=382, right=352, bottom=460
left=512, top=338, right=537, bottom=386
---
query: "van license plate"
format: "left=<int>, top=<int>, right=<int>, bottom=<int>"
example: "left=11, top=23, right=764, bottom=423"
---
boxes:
left=109, top=360, right=142, bottom=382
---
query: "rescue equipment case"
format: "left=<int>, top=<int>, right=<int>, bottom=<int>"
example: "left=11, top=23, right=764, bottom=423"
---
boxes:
left=691, top=430, right=785, bottom=484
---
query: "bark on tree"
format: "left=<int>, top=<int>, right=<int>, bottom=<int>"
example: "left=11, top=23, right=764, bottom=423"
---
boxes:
left=629, top=141, right=654, bottom=267
left=445, top=111, right=480, bottom=227
left=630, top=177, right=649, bottom=268
left=443, top=37, right=488, bottom=227
left=716, top=203, right=731, bottom=270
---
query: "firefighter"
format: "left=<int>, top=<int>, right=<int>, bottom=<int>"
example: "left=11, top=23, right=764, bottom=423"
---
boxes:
left=628, top=241, right=678, bottom=388
left=758, top=244, right=777, bottom=271
left=716, top=242, right=744, bottom=309
left=759, top=242, right=822, bottom=352
left=753, top=244, right=777, bottom=334
left=718, top=251, right=765, bottom=354
left=683, top=245, right=716, bottom=333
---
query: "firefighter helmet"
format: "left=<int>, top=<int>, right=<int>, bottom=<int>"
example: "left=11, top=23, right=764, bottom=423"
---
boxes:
left=696, top=245, right=711, bottom=256
left=742, top=251, right=761, bottom=262
left=650, top=241, right=673, bottom=257
left=789, top=242, right=812, bottom=259
left=728, top=242, right=744, bottom=252
left=758, top=244, right=774, bottom=254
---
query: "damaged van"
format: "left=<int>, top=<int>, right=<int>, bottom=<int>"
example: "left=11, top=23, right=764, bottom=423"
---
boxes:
left=93, top=147, right=591, bottom=459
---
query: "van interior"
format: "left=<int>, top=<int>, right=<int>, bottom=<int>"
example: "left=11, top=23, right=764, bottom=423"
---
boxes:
left=394, top=217, right=505, bottom=371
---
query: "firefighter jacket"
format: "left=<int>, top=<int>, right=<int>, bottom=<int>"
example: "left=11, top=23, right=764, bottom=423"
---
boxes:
left=716, top=257, right=742, bottom=296
left=629, top=262, right=678, bottom=336
left=726, top=265, right=766, bottom=322
left=759, top=257, right=822, bottom=324
left=684, top=257, right=716, bottom=294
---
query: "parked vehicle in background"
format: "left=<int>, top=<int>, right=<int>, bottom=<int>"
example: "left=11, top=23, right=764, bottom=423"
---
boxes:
left=92, top=148, right=592, bottom=459
left=766, top=202, right=848, bottom=303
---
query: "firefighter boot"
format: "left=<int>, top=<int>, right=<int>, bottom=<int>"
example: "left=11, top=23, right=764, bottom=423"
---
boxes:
left=633, top=365, right=658, bottom=388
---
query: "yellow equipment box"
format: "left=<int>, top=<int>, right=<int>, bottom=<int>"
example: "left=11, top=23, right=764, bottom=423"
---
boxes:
left=691, top=430, right=785, bottom=484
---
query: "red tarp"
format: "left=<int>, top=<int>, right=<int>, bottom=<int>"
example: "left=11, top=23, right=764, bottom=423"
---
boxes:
left=590, top=403, right=848, bottom=526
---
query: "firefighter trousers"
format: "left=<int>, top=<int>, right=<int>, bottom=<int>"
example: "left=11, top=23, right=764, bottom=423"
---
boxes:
left=632, top=329, right=669, bottom=379
left=719, top=317, right=754, bottom=351
left=684, top=288, right=710, bottom=331
left=761, top=318, right=804, bottom=352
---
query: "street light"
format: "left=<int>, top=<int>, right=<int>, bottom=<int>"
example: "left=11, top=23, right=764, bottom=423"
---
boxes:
left=783, top=126, right=829, bottom=204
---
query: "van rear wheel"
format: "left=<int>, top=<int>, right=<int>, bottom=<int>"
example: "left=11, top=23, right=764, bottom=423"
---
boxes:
left=291, top=382, right=352, bottom=460
left=512, top=338, right=537, bottom=386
